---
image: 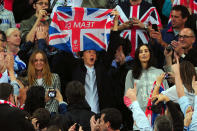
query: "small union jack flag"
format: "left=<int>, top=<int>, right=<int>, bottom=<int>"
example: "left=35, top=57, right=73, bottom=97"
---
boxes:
left=116, top=1, right=162, bottom=57
left=172, top=0, right=197, bottom=14
left=49, top=7, right=113, bottom=52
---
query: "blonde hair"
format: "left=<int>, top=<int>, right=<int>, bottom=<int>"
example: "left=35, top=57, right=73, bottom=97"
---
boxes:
left=5, top=28, right=20, bottom=37
left=28, top=50, right=52, bottom=86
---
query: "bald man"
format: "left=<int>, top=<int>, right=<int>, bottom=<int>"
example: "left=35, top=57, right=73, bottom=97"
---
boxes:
left=175, top=28, right=197, bottom=66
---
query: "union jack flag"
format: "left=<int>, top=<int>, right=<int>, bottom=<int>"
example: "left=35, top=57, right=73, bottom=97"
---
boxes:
left=49, top=7, right=113, bottom=52
left=172, top=0, right=197, bottom=14
left=116, top=1, right=162, bottom=57
left=145, top=81, right=165, bottom=126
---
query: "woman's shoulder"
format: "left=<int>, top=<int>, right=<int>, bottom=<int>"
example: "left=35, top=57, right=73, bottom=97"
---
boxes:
left=127, top=69, right=133, bottom=76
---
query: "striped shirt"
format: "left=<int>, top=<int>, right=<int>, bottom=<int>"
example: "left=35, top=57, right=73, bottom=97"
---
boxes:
left=0, top=7, right=15, bottom=32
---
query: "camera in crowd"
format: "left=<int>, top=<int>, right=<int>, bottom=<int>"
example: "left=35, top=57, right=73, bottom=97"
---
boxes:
left=48, top=88, right=56, bottom=98
left=164, top=73, right=169, bottom=79
left=152, top=24, right=158, bottom=32
left=166, top=44, right=174, bottom=52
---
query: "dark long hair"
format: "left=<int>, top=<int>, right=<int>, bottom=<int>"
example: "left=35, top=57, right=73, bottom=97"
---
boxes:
left=132, top=44, right=155, bottom=79
left=24, top=86, right=46, bottom=115
left=180, top=61, right=197, bottom=93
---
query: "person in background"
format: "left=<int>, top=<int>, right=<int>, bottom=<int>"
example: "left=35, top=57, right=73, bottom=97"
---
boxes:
left=5, top=28, right=26, bottom=73
left=24, top=85, right=46, bottom=115
left=90, top=108, right=122, bottom=131
left=0, top=0, right=15, bottom=32
left=124, top=82, right=184, bottom=131
left=109, top=33, right=134, bottom=130
left=153, top=61, right=197, bottom=108
left=116, top=0, right=162, bottom=58
left=164, top=28, right=197, bottom=73
left=0, top=51, right=21, bottom=104
left=13, top=0, right=35, bottom=23
left=63, top=81, right=95, bottom=131
left=0, top=83, right=35, bottom=131
left=125, top=44, right=169, bottom=112
left=150, top=5, right=190, bottom=68
left=19, top=21, right=56, bottom=65
left=31, top=108, right=51, bottom=131
left=0, top=30, right=6, bottom=51
left=51, top=10, right=120, bottom=113
left=172, top=56, right=197, bottom=130
left=81, top=0, right=116, bottom=8
left=20, top=0, right=50, bottom=43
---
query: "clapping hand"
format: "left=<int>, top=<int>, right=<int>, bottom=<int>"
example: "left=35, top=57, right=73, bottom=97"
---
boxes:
left=68, top=123, right=84, bottom=131
left=5, top=53, right=14, bottom=72
left=152, top=94, right=170, bottom=105
left=90, top=115, right=100, bottom=131
left=36, top=26, right=48, bottom=40
left=124, top=83, right=137, bottom=107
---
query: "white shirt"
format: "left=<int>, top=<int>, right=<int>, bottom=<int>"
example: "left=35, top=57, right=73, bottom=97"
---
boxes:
left=0, top=70, right=9, bottom=83
left=36, top=78, right=43, bottom=86
left=84, top=65, right=99, bottom=113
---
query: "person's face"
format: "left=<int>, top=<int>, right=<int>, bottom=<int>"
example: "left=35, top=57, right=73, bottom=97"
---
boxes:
left=83, top=50, right=96, bottom=67
left=7, top=30, right=21, bottom=46
left=178, top=28, right=195, bottom=49
left=138, top=45, right=150, bottom=63
left=171, top=10, right=187, bottom=29
left=34, top=53, right=45, bottom=72
left=0, top=34, right=6, bottom=52
left=99, top=114, right=108, bottom=131
left=33, top=0, right=49, bottom=13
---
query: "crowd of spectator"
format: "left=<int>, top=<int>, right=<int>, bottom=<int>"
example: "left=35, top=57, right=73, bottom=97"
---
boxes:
left=0, top=0, right=197, bottom=131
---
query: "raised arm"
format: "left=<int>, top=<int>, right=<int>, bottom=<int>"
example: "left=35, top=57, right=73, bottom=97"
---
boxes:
left=172, top=57, right=184, bottom=98
left=152, top=73, right=165, bottom=98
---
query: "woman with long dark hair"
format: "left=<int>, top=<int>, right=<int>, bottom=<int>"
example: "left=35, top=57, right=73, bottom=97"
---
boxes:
left=125, top=44, right=169, bottom=112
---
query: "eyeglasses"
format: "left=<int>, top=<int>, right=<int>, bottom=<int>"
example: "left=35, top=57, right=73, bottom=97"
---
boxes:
left=34, top=59, right=45, bottom=62
left=178, top=35, right=194, bottom=39
left=36, top=2, right=49, bottom=6
left=0, top=39, right=6, bottom=42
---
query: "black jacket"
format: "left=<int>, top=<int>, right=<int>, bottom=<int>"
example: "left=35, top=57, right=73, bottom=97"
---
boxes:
left=63, top=101, right=95, bottom=131
left=51, top=31, right=121, bottom=110
left=0, top=104, right=33, bottom=131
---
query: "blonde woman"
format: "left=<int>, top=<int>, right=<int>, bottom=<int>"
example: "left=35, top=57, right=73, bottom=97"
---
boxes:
left=28, top=50, right=61, bottom=113
left=6, top=28, right=26, bottom=73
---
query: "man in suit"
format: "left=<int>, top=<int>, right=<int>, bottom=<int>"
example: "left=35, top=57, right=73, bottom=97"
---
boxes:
left=51, top=11, right=120, bottom=114
left=0, top=83, right=34, bottom=131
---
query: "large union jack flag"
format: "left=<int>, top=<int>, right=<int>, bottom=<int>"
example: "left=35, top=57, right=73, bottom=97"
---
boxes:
left=49, top=7, right=113, bottom=52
